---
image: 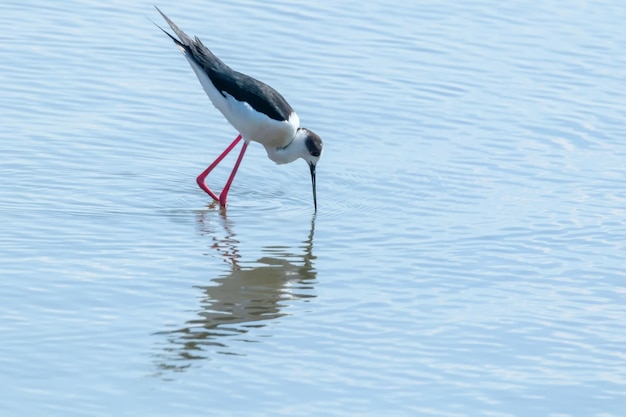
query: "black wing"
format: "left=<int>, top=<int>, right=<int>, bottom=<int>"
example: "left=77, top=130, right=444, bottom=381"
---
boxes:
left=155, top=7, right=293, bottom=122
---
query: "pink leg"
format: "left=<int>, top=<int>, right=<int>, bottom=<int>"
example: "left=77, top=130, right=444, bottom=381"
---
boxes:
left=219, top=141, right=249, bottom=208
left=196, top=135, right=243, bottom=201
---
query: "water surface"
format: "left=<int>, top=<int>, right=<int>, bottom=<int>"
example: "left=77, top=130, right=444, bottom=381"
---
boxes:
left=1, top=0, right=625, bottom=415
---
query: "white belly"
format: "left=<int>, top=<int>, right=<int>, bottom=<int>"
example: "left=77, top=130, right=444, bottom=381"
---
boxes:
left=186, top=58, right=299, bottom=148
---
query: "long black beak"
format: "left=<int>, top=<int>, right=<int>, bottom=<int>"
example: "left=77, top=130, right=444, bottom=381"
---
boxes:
left=309, top=162, right=317, bottom=211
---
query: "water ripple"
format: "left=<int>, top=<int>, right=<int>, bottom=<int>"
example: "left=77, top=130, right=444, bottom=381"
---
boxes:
left=2, top=0, right=626, bottom=416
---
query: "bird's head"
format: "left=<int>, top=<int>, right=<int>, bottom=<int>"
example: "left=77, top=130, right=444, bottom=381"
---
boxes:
left=296, top=128, right=323, bottom=211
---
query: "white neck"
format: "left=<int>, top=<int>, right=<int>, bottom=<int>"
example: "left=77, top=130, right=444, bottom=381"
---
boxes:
left=265, top=129, right=308, bottom=165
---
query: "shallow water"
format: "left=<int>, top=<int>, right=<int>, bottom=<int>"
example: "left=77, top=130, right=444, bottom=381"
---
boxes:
left=1, top=0, right=625, bottom=415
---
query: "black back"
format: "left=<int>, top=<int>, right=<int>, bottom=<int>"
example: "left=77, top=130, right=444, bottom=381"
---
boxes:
left=156, top=8, right=293, bottom=122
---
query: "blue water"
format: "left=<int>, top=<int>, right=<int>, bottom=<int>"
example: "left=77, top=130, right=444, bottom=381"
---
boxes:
left=1, top=0, right=625, bottom=416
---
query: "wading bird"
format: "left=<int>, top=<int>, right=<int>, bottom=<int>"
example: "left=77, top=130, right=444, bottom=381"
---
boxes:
left=156, top=7, right=323, bottom=209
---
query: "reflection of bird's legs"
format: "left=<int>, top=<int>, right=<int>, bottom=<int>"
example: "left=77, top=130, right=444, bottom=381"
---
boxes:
left=215, top=210, right=241, bottom=269
left=195, top=208, right=241, bottom=269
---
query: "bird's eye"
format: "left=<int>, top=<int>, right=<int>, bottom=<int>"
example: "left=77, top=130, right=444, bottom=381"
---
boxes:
left=305, top=135, right=322, bottom=158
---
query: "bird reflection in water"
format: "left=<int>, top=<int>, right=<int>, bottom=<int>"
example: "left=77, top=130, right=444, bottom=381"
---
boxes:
left=153, top=210, right=317, bottom=373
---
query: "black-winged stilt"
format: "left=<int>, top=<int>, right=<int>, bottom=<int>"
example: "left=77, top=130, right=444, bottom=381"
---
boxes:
left=155, top=7, right=323, bottom=209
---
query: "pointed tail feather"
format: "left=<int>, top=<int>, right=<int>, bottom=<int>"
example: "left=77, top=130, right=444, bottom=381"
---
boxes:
left=154, top=6, right=194, bottom=49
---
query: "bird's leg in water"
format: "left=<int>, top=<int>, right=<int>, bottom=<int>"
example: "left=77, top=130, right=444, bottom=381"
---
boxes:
left=219, top=141, right=248, bottom=207
left=196, top=134, right=243, bottom=201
